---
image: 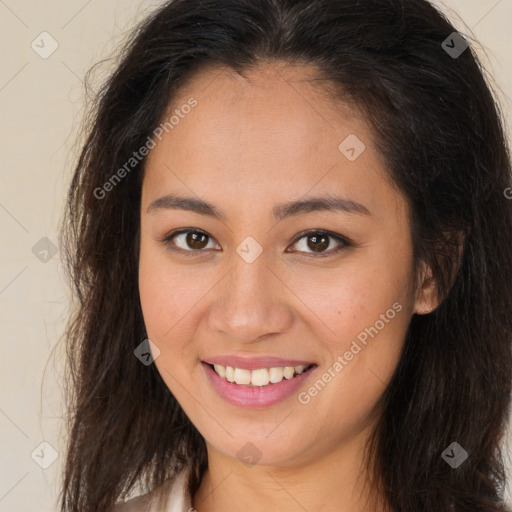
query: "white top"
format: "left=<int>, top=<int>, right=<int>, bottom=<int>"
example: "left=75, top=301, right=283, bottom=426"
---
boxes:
left=112, top=465, right=193, bottom=512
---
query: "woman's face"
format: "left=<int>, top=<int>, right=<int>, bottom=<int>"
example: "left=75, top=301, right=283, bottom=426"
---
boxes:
left=139, top=62, right=433, bottom=468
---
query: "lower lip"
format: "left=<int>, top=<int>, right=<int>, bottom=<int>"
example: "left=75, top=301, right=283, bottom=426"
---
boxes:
left=202, top=362, right=317, bottom=408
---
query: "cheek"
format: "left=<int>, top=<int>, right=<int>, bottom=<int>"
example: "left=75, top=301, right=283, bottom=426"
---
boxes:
left=138, top=244, right=200, bottom=398
left=138, top=245, right=170, bottom=338
left=138, top=238, right=212, bottom=377
left=289, top=242, right=413, bottom=407
left=292, top=260, right=411, bottom=350
left=290, top=271, right=410, bottom=443
left=138, top=239, right=191, bottom=343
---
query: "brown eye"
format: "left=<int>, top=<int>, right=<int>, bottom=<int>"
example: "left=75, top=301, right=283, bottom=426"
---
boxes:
left=163, top=229, right=218, bottom=253
left=306, top=233, right=330, bottom=252
left=289, top=230, right=349, bottom=257
left=185, top=231, right=209, bottom=250
left=161, top=228, right=350, bottom=258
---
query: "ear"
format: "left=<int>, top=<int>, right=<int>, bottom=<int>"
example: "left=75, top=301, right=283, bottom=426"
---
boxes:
left=413, top=261, right=439, bottom=315
left=413, top=231, right=465, bottom=316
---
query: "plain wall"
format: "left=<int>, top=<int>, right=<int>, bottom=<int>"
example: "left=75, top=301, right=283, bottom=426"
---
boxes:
left=0, top=0, right=511, bottom=510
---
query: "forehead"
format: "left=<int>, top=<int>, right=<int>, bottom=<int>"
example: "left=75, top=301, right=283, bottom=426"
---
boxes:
left=165, top=61, right=369, bottom=153
left=142, top=61, right=401, bottom=220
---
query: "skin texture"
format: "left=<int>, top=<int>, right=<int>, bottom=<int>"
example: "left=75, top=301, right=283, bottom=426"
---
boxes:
left=138, top=61, right=439, bottom=512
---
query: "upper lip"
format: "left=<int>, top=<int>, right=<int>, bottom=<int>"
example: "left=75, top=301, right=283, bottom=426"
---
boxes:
left=202, top=355, right=316, bottom=370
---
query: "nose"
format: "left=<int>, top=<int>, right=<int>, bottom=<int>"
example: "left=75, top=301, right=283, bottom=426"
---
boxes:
left=206, top=254, right=294, bottom=344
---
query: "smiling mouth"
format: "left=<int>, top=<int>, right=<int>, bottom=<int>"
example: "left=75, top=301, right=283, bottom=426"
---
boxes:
left=204, top=362, right=316, bottom=387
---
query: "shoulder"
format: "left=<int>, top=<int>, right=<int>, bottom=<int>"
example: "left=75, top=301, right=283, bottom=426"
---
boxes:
left=112, top=492, right=153, bottom=511
left=111, top=484, right=167, bottom=512
left=111, top=466, right=193, bottom=512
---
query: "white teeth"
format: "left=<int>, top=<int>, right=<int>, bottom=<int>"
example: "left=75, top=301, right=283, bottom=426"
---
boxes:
left=234, top=368, right=251, bottom=385
left=225, top=366, right=235, bottom=382
left=213, top=364, right=226, bottom=378
left=251, top=369, right=270, bottom=386
left=283, top=366, right=295, bottom=379
left=210, top=363, right=309, bottom=386
left=269, top=367, right=283, bottom=383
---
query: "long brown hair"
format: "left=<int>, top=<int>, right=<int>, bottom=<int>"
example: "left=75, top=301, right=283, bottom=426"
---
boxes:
left=59, top=1, right=512, bottom=510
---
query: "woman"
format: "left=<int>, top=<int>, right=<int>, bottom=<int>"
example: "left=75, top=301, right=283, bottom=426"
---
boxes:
left=58, top=0, right=512, bottom=511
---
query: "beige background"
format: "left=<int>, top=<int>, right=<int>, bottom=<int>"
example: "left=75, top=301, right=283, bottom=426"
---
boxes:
left=0, top=1, right=511, bottom=510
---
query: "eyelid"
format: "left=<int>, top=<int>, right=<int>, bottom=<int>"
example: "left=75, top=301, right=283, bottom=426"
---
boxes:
left=160, top=228, right=351, bottom=257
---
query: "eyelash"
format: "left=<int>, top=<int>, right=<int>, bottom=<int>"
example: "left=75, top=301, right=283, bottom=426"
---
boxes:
left=159, top=228, right=351, bottom=258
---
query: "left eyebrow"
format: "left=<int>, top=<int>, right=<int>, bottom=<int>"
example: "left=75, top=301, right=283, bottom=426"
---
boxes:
left=273, top=195, right=371, bottom=220
left=146, top=193, right=371, bottom=220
